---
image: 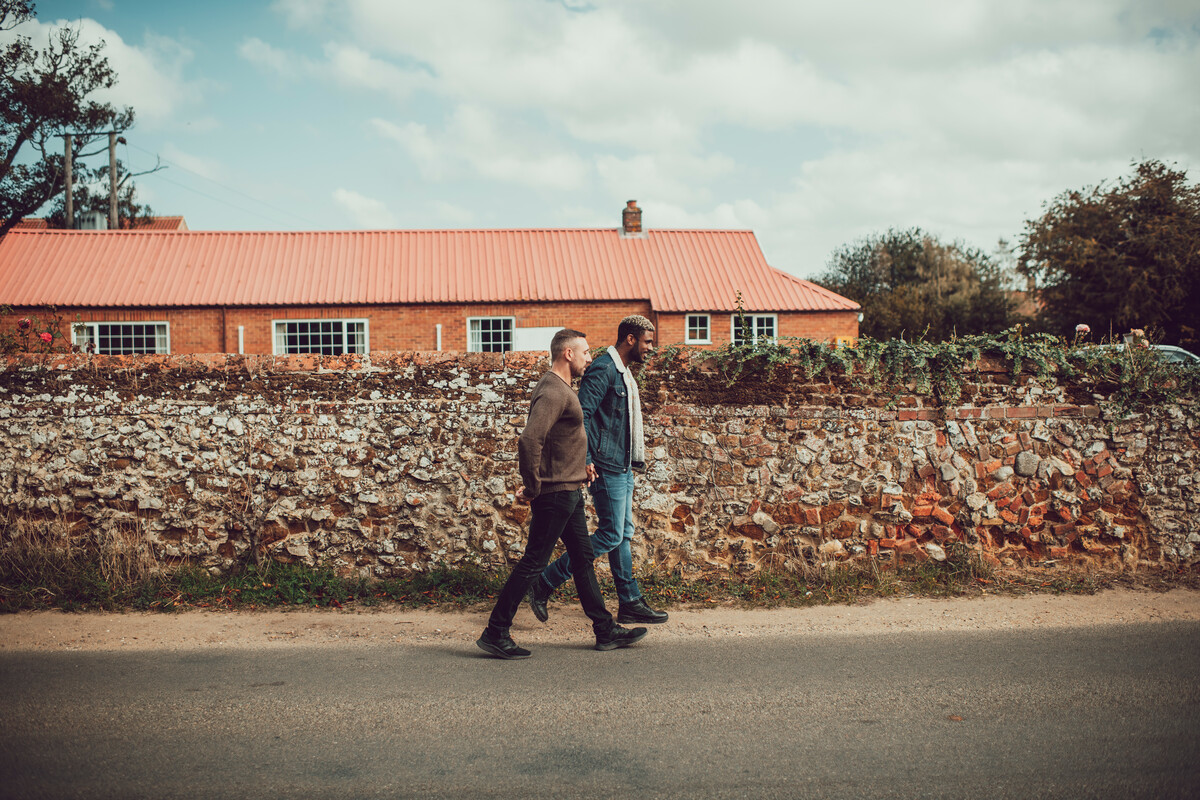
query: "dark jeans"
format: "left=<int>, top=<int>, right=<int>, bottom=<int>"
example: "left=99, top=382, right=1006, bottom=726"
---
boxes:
left=486, top=488, right=615, bottom=638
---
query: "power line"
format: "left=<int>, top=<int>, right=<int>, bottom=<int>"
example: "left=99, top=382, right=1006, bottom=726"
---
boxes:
left=141, top=172, right=301, bottom=227
left=124, top=143, right=322, bottom=228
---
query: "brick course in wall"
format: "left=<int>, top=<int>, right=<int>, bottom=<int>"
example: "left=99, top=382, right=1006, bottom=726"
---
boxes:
left=0, top=352, right=1194, bottom=578
left=5, top=304, right=860, bottom=354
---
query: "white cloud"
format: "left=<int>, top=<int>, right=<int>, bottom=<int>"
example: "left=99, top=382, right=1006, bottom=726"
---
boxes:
left=332, top=188, right=396, bottom=228
left=240, top=36, right=426, bottom=102
left=595, top=152, right=735, bottom=207
left=329, top=1, right=837, bottom=152
left=322, top=0, right=1200, bottom=159
left=271, top=0, right=333, bottom=28
left=239, top=37, right=294, bottom=76
left=322, top=42, right=427, bottom=99
left=11, top=17, right=205, bottom=129
left=373, top=106, right=590, bottom=191
left=642, top=197, right=769, bottom=232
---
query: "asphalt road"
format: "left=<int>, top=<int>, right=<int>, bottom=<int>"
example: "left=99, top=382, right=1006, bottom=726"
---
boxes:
left=1, top=622, right=1198, bottom=799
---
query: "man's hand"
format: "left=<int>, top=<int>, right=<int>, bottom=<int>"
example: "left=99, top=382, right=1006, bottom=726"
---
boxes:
left=585, top=464, right=597, bottom=486
left=515, top=485, right=529, bottom=503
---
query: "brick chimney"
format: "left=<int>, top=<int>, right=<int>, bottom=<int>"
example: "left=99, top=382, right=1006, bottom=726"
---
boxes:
left=621, top=200, right=644, bottom=237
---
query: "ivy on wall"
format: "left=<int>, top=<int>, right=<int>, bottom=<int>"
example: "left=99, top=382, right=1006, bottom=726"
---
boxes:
left=653, top=326, right=1198, bottom=413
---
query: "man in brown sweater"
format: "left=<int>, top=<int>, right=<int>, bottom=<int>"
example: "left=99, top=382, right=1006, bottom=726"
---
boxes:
left=477, top=329, right=648, bottom=659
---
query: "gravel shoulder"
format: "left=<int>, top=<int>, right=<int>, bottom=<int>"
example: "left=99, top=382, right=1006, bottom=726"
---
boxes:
left=2, top=587, right=1198, bottom=653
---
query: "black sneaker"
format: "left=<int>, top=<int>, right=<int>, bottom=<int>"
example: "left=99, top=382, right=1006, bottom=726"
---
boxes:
left=595, top=625, right=648, bottom=651
left=527, top=579, right=552, bottom=623
left=476, top=632, right=532, bottom=659
left=617, top=598, right=669, bottom=624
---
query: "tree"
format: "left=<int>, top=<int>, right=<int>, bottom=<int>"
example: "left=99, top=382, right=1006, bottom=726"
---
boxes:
left=814, top=227, right=1015, bottom=341
left=0, top=0, right=134, bottom=237
left=1020, top=159, right=1200, bottom=349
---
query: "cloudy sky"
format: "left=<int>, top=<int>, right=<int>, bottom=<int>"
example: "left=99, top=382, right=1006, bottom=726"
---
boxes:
left=12, top=0, right=1200, bottom=278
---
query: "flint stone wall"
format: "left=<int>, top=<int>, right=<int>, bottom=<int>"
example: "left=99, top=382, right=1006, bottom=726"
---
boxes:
left=1, top=352, right=1196, bottom=576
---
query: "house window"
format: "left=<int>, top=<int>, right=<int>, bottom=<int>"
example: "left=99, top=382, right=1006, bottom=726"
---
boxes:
left=73, top=322, right=170, bottom=354
left=685, top=314, right=711, bottom=344
left=273, top=319, right=368, bottom=355
left=732, top=314, right=777, bottom=345
left=468, top=317, right=514, bottom=353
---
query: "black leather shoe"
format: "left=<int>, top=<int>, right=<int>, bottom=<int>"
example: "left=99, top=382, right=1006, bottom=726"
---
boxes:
left=595, top=625, right=648, bottom=651
left=476, top=632, right=532, bottom=659
left=527, top=580, right=552, bottom=623
left=617, top=598, right=669, bottom=624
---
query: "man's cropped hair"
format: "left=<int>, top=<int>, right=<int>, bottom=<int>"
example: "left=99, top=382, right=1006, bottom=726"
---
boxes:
left=550, top=328, right=587, bottom=361
left=617, top=314, right=655, bottom=344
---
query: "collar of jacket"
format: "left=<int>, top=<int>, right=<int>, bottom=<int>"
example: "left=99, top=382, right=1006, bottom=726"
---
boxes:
left=606, top=346, right=627, bottom=374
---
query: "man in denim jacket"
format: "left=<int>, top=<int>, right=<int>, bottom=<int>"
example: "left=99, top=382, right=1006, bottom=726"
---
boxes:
left=528, top=315, right=669, bottom=625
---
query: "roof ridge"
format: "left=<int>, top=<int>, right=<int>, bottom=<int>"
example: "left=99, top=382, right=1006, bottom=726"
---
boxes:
left=5, top=227, right=759, bottom=236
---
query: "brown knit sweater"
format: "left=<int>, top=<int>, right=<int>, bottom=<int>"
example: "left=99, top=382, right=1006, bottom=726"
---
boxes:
left=518, top=371, right=587, bottom=499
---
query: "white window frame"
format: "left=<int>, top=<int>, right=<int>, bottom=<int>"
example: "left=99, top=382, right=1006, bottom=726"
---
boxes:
left=72, top=321, right=171, bottom=354
left=467, top=316, right=515, bottom=353
left=731, top=313, right=777, bottom=345
left=272, top=318, right=369, bottom=355
left=685, top=314, right=711, bottom=345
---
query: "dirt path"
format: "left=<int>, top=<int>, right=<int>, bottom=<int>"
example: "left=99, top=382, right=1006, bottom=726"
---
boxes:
left=2, top=588, right=1198, bottom=653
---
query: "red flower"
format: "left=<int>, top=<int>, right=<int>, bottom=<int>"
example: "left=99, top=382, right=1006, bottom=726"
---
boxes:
left=38, top=332, right=52, bottom=344
left=17, top=318, right=31, bottom=330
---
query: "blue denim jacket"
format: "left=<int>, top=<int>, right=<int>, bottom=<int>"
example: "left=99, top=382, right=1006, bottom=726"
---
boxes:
left=579, top=350, right=636, bottom=472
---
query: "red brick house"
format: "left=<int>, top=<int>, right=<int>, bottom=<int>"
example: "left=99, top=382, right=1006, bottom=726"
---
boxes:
left=0, top=202, right=858, bottom=355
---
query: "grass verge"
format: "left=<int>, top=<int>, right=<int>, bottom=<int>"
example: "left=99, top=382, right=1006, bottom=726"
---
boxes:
left=0, top=558, right=514, bottom=612
left=5, top=529, right=1170, bottom=613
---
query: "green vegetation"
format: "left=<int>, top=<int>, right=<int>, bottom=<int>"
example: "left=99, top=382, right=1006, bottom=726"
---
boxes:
left=654, top=324, right=1199, bottom=412
left=1020, top=159, right=1199, bottom=351
left=813, top=227, right=1018, bottom=341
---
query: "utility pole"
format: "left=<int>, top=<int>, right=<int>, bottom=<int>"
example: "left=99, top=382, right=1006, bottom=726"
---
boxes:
left=64, top=134, right=74, bottom=229
left=108, top=132, right=118, bottom=230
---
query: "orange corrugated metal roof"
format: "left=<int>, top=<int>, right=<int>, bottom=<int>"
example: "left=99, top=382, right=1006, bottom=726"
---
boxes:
left=11, top=215, right=188, bottom=231
left=0, top=228, right=857, bottom=312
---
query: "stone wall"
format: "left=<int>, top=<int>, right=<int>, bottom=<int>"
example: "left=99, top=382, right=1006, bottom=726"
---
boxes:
left=1, top=352, right=1196, bottom=577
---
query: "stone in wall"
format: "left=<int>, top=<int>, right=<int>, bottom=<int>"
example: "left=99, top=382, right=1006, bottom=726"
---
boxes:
left=0, top=352, right=1195, bottom=578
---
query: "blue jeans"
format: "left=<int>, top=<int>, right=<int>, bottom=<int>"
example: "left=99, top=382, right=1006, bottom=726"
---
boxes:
left=486, top=489, right=614, bottom=638
left=540, top=467, right=642, bottom=604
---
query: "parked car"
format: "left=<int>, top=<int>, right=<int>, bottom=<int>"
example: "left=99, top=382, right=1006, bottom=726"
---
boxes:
left=1090, top=343, right=1200, bottom=366
left=1150, top=344, right=1200, bottom=365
